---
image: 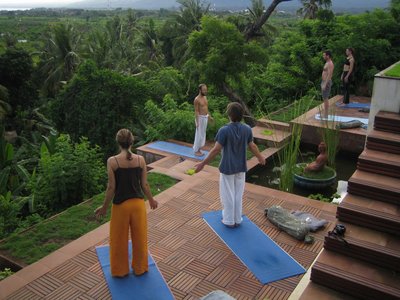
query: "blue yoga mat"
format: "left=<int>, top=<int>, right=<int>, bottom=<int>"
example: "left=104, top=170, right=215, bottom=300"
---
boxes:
left=96, top=243, right=174, bottom=300
left=146, top=141, right=209, bottom=160
left=202, top=211, right=306, bottom=284
left=315, top=114, right=369, bottom=124
left=335, top=102, right=370, bottom=109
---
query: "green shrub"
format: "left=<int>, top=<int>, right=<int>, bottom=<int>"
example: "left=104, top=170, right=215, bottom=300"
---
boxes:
left=308, top=193, right=340, bottom=203
left=29, top=134, right=106, bottom=216
left=50, top=61, right=151, bottom=158
left=294, top=163, right=336, bottom=179
left=0, top=268, right=13, bottom=281
left=144, top=94, right=228, bottom=143
left=0, top=192, right=20, bottom=239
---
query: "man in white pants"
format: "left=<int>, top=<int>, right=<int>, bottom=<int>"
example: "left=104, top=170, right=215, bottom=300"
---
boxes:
left=195, top=103, right=266, bottom=227
left=193, top=84, right=213, bottom=156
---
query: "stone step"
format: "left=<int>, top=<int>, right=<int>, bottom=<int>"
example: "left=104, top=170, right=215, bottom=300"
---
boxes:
left=357, top=149, right=400, bottom=178
left=324, top=222, right=400, bottom=272
left=311, top=250, right=400, bottom=300
left=366, top=129, right=400, bottom=154
left=374, top=111, right=400, bottom=134
left=347, top=170, right=400, bottom=205
left=337, top=194, right=400, bottom=236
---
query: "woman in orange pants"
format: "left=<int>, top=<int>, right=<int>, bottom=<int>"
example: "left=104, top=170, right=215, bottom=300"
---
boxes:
left=95, top=129, right=158, bottom=277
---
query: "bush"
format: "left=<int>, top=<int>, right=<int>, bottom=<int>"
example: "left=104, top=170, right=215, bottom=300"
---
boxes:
left=0, top=192, right=20, bottom=239
left=50, top=61, right=151, bottom=158
left=144, top=94, right=228, bottom=143
left=29, top=134, right=106, bottom=216
left=0, top=268, right=13, bottom=281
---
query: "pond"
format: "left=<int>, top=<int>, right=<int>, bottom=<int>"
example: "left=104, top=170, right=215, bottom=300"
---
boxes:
left=0, top=254, right=22, bottom=274
left=247, top=147, right=358, bottom=199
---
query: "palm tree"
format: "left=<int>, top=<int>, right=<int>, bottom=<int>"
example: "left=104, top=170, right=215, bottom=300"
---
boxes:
left=246, top=0, right=278, bottom=44
left=40, top=24, right=81, bottom=97
left=171, top=0, right=210, bottom=66
left=137, top=19, right=164, bottom=64
left=85, top=14, right=143, bottom=74
left=297, top=0, right=332, bottom=20
left=248, top=0, right=265, bottom=19
left=391, top=0, right=400, bottom=22
left=244, top=0, right=292, bottom=41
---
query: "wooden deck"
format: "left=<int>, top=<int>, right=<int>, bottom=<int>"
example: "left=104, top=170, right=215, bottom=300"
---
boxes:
left=3, top=97, right=365, bottom=299
left=0, top=164, right=338, bottom=299
left=292, top=95, right=371, bottom=154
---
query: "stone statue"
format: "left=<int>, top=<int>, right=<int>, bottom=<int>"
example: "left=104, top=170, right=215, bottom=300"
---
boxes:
left=305, top=142, right=328, bottom=172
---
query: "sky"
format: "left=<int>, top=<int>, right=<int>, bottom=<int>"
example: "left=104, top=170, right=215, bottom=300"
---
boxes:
left=0, top=0, right=82, bottom=7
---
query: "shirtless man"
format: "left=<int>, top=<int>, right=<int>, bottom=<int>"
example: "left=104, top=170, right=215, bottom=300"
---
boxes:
left=321, top=51, right=334, bottom=119
left=305, top=142, right=328, bottom=172
left=193, top=84, right=213, bottom=156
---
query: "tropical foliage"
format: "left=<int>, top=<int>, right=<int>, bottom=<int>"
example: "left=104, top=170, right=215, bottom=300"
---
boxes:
left=297, top=0, right=332, bottom=19
left=144, top=94, right=228, bottom=143
left=38, top=24, right=81, bottom=97
left=0, top=1, right=399, bottom=240
left=29, top=134, right=106, bottom=216
left=49, top=60, right=151, bottom=157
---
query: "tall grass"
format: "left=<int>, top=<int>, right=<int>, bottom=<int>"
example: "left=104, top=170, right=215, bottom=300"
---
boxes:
left=318, top=107, right=340, bottom=168
left=276, top=96, right=314, bottom=192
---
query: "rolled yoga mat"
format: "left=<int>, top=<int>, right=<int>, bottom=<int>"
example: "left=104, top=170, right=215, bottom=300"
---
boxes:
left=96, top=242, right=174, bottom=300
left=202, top=210, right=306, bottom=284
left=315, top=114, right=369, bottom=124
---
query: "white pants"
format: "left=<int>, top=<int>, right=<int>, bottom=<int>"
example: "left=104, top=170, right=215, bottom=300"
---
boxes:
left=193, top=115, right=208, bottom=152
left=220, top=172, right=245, bottom=226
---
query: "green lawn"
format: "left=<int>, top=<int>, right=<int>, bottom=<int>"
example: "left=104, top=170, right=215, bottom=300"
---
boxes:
left=385, top=64, right=400, bottom=78
left=0, top=172, right=176, bottom=265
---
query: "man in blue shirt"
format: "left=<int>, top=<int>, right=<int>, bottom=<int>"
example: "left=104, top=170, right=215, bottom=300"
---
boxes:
left=195, top=103, right=266, bottom=227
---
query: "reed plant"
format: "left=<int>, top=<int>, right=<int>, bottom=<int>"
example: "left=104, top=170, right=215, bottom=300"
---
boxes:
left=276, top=96, right=314, bottom=192
left=318, top=106, right=340, bottom=168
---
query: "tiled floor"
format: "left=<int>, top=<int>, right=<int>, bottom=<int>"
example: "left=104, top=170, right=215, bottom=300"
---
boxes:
left=0, top=167, right=337, bottom=300
left=2, top=96, right=364, bottom=299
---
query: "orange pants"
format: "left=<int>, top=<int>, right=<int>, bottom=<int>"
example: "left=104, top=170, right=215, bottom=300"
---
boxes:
left=109, top=198, right=148, bottom=276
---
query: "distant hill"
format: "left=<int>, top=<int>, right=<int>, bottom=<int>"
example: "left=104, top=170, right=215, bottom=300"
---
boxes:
left=67, top=0, right=390, bottom=12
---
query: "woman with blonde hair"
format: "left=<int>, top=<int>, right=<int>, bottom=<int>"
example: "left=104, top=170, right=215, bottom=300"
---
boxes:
left=95, top=128, right=158, bottom=277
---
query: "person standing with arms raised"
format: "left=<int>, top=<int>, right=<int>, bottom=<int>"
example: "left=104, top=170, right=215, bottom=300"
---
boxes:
left=195, top=103, right=266, bottom=227
left=193, top=84, right=213, bottom=156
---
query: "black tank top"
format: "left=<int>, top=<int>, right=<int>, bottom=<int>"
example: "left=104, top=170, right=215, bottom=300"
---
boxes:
left=113, top=156, right=144, bottom=204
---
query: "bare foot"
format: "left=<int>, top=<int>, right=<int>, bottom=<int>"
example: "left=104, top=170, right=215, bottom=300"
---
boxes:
left=194, top=151, right=203, bottom=156
left=221, top=220, right=235, bottom=228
